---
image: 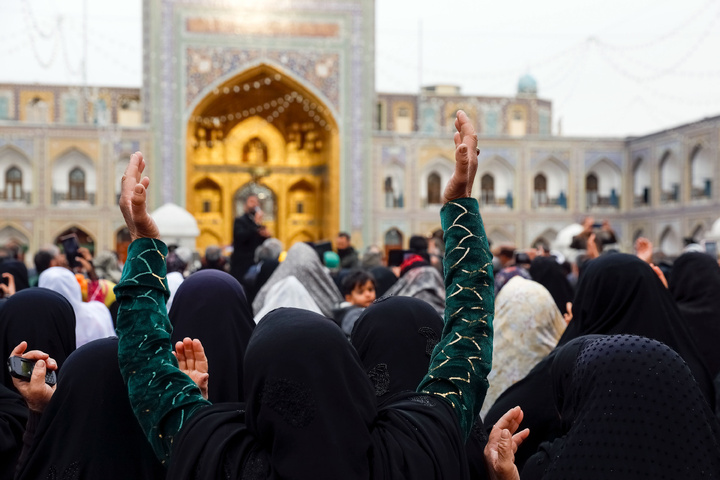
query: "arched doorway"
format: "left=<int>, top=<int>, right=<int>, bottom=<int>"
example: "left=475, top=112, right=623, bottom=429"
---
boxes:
left=384, top=227, right=403, bottom=260
left=233, top=183, right=277, bottom=238
left=55, top=226, right=95, bottom=256
left=186, top=64, right=339, bottom=251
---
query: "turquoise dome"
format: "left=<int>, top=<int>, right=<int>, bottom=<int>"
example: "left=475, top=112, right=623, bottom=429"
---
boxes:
left=518, top=74, right=538, bottom=95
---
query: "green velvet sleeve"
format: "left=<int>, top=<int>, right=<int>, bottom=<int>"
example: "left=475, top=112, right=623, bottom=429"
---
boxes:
left=417, top=197, right=494, bottom=438
left=114, top=238, right=210, bottom=465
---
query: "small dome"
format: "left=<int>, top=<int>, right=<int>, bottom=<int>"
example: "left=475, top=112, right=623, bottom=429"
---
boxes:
left=151, top=203, right=200, bottom=239
left=518, top=74, right=538, bottom=95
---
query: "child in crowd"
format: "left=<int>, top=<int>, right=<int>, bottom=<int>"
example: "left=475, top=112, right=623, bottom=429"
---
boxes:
left=332, top=270, right=376, bottom=337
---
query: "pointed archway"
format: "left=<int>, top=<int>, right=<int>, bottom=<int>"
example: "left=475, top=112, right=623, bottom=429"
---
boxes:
left=186, top=63, right=339, bottom=250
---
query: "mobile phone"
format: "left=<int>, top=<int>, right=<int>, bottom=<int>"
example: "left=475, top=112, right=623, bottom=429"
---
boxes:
left=592, top=223, right=603, bottom=230
left=59, top=233, right=80, bottom=269
left=704, top=241, right=717, bottom=259
left=7, top=356, right=57, bottom=386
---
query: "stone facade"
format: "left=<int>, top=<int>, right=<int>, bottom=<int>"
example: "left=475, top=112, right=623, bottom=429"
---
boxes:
left=0, top=83, right=147, bottom=260
left=1, top=0, right=719, bottom=260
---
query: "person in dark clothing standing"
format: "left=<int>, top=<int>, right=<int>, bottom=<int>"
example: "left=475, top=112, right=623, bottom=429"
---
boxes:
left=336, top=232, right=359, bottom=269
left=230, top=193, right=268, bottom=283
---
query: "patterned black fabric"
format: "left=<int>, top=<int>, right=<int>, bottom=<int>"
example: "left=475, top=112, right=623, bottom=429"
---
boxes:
left=523, top=335, right=720, bottom=479
left=559, top=253, right=715, bottom=403
left=351, top=296, right=444, bottom=404
left=169, top=308, right=470, bottom=480
left=15, top=338, right=165, bottom=480
left=170, top=269, right=255, bottom=403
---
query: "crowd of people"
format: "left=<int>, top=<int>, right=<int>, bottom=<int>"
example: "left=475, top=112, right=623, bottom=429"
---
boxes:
left=0, top=111, right=719, bottom=479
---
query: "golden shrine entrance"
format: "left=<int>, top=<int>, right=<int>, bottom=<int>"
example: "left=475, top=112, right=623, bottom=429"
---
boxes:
left=186, top=64, right=340, bottom=251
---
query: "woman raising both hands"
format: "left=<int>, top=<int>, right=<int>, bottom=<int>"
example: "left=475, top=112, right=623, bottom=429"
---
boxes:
left=114, top=112, right=526, bottom=479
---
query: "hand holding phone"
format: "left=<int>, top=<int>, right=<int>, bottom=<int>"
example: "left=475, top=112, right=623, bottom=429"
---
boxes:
left=7, top=342, right=58, bottom=413
left=59, top=233, right=81, bottom=270
left=7, top=356, right=57, bottom=386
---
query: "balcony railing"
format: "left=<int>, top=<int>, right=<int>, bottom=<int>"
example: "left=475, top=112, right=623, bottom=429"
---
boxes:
left=533, top=192, right=567, bottom=209
left=53, top=191, right=96, bottom=205
left=480, top=192, right=513, bottom=209
left=0, top=192, right=31, bottom=204
left=691, top=180, right=712, bottom=200
left=587, top=193, right=620, bottom=209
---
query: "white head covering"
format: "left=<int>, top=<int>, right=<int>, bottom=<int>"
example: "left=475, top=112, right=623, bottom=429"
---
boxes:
left=252, top=242, right=342, bottom=317
left=38, top=267, right=115, bottom=347
left=165, top=271, right=185, bottom=311
left=481, top=276, right=566, bottom=418
left=254, top=276, right=323, bottom=323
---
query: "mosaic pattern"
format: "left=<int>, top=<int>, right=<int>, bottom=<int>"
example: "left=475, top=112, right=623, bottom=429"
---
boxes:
left=584, top=151, right=623, bottom=170
left=185, top=48, right=262, bottom=108
left=478, top=148, right=517, bottom=167
left=530, top=149, right=571, bottom=169
left=266, top=50, right=340, bottom=109
left=381, top=145, right=406, bottom=166
left=156, top=0, right=367, bottom=228
left=0, top=139, right=34, bottom=158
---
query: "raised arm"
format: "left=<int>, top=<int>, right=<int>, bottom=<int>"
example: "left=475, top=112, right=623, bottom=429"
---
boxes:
left=417, top=111, right=494, bottom=438
left=114, top=152, right=210, bottom=464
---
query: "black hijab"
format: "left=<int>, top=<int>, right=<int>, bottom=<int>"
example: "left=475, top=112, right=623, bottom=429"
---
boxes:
left=169, top=270, right=255, bottom=403
left=487, top=254, right=715, bottom=469
left=529, top=256, right=573, bottom=316
left=559, top=252, right=714, bottom=402
left=15, top=337, right=165, bottom=480
left=0, top=260, right=30, bottom=292
left=352, top=296, right=488, bottom=479
left=369, top=266, right=398, bottom=297
left=0, top=288, right=76, bottom=392
left=0, top=384, right=28, bottom=480
left=351, top=296, right=443, bottom=403
left=168, top=308, right=469, bottom=479
left=669, top=252, right=720, bottom=378
left=523, top=335, right=720, bottom=479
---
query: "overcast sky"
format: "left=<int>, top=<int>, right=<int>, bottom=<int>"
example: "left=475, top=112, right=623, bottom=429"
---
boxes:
left=1, top=0, right=719, bottom=136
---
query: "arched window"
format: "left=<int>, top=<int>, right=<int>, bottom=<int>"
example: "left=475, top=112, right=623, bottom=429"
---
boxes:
left=427, top=172, right=441, bottom=205
left=690, top=145, right=712, bottom=200
left=481, top=174, right=495, bottom=206
left=68, top=168, right=86, bottom=201
left=586, top=173, right=599, bottom=208
left=659, top=151, right=679, bottom=202
left=633, top=157, right=650, bottom=206
left=242, top=138, right=268, bottom=164
left=5, top=167, right=22, bottom=201
left=534, top=173, right=548, bottom=207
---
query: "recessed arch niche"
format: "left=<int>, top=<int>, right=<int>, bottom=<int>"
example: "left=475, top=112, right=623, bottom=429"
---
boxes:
left=186, top=63, right=339, bottom=250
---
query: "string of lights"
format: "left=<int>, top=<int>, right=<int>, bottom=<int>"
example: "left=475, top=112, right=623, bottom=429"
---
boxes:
left=593, top=3, right=720, bottom=82
left=22, top=0, right=59, bottom=40
left=191, top=89, right=334, bottom=134
left=594, top=0, right=716, bottom=52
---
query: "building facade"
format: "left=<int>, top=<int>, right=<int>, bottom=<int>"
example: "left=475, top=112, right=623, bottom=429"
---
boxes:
left=1, top=0, right=719, bottom=261
left=0, top=83, right=146, bottom=261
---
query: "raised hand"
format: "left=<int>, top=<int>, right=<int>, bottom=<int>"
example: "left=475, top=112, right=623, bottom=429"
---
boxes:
left=119, top=152, right=160, bottom=241
left=10, top=341, right=58, bottom=413
left=484, top=406, right=530, bottom=480
left=172, top=337, right=209, bottom=400
left=442, top=110, right=479, bottom=204
left=635, top=237, right=653, bottom=263
left=0, top=273, right=16, bottom=298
